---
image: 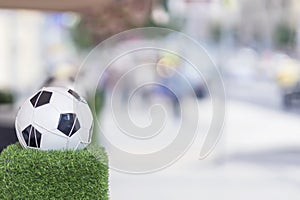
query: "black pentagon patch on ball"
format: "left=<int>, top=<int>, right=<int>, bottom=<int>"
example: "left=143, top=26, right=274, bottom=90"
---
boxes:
left=68, top=89, right=87, bottom=103
left=22, top=125, right=42, bottom=148
left=30, top=90, right=52, bottom=108
left=57, top=113, right=81, bottom=137
left=68, top=89, right=81, bottom=101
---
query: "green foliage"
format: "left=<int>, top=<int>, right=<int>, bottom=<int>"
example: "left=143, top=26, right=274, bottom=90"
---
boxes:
left=274, top=22, right=296, bottom=49
left=210, top=22, right=222, bottom=43
left=0, top=90, right=13, bottom=104
left=0, top=143, right=109, bottom=200
left=70, top=20, right=94, bottom=50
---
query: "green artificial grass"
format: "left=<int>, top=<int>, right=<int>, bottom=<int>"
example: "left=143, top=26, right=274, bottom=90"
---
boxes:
left=0, top=143, right=109, bottom=200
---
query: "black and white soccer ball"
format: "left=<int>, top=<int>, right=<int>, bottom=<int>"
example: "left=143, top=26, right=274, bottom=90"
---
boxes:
left=15, top=87, right=93, bottom=150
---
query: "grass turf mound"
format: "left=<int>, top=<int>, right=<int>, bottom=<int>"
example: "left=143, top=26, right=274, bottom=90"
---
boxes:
left=0, top=143, right=108, bottom=200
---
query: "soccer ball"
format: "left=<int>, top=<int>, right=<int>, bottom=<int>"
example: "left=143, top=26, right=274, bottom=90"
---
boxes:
left=15, top=87, right=93, bottom=150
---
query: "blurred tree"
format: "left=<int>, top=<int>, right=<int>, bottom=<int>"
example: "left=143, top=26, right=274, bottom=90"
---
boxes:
left=71, top=0, right=152, bottom=49
left=274, top=22, right=296, bottom=49
left=70, top=20, right=94, bottom=50
left=0, top=91, right=13, bottom=104
left=210, top=22, right=222, bottom=43
left=71, top=0, right=185, bottom=50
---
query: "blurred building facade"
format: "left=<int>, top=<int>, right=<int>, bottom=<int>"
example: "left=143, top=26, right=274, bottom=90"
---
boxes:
left=1, top=0, right=300, bottom=98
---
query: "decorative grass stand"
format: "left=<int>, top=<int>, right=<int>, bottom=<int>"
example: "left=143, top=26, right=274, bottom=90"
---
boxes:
left=0, top=143, right=108, bottom=200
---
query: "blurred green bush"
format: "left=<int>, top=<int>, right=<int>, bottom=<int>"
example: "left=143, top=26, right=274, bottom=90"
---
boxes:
left=0, top=143, right=108, bottom=200
left=274, top=22, right=296, bottom=49
left=0, top=91, right=13, bottom=104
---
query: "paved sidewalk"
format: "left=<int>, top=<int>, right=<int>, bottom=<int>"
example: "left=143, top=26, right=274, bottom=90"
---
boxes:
left=99, top=99, right=300, bottom=200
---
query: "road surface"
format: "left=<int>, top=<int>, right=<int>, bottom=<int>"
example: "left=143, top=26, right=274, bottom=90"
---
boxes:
left=98, top=99, right=300, bottom=200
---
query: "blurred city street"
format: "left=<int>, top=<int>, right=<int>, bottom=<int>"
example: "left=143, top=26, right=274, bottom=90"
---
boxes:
left=108, top=99, right=300, bottom=200
left=1, top=0, right=300, bottom=199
